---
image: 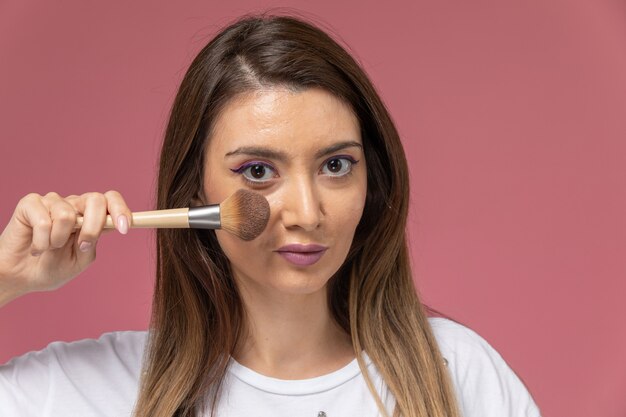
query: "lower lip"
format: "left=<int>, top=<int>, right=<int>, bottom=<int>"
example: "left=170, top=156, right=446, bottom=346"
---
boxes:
left=276, top=250, right=326, bottom=266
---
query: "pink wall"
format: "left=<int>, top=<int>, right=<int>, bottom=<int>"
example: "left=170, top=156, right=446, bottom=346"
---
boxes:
left=1, top=1, right=624, bottom=416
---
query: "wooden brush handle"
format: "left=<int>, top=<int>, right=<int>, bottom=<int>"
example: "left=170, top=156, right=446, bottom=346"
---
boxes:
left=75, top=208, right=190, bottom=229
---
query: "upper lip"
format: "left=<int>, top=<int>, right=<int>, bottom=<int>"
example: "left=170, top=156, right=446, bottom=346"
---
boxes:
left=276, top=244, right=328, bottom=252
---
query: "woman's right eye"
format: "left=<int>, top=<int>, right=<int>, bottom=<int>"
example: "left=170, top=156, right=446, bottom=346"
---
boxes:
left=231, top=162, right=277, bottom=183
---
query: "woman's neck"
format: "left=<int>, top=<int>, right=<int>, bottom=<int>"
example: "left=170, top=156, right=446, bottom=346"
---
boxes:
left=232, top=283, right=354, bottom=380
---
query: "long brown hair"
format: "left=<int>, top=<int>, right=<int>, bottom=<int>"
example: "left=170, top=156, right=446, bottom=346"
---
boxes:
left=134, top=14, right=460, bottom=417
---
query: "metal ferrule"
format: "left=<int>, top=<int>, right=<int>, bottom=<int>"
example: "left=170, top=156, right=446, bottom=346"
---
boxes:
left=188, top=205, right=220, bottom=229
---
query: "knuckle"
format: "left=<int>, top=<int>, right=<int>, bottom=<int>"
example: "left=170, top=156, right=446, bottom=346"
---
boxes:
left=64, top=195, right=81, bottom=210
left=87, top=193, right=106, bottom=205
left=22, top=193, right=41, bottom=204
left=36, top=217, right=52, bottom=229
left=105, top=191, right=128, bottom=213
left=104, top=190, right=121, bottom=199
left=56, top=208, right=76, bottom=222
left=44, top=191, right=61, bottom=200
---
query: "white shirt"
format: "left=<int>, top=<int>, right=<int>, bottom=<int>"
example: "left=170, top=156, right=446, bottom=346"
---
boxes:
left=0, top=318, right=541, bottom=417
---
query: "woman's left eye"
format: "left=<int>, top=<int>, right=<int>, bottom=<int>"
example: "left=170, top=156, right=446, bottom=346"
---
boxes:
left=320, top=157, right=357, bottom=177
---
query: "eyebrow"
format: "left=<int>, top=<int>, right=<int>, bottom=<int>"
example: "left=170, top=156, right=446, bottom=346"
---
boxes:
left=224, top=140, right=363, bottom=161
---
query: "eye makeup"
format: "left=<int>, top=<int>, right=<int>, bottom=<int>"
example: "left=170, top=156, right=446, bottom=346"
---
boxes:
left=319, top=155, right=359, bottom=178
left=228, top=153, right=360, bottom=188
left=230, top=161, right=278, bottom=185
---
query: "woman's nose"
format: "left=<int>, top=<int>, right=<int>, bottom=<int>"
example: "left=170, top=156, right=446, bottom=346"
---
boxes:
left=279, top=177, right=322, bottom=231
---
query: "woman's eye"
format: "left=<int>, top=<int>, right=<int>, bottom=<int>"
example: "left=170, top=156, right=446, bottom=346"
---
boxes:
left=235, top=162, right=276, bottom=183
left=321, top=157, right=355, bottom=177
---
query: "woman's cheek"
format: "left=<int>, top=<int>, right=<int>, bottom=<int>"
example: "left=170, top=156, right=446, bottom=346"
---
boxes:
left=263, top=192, right=286, bottom=227
left=333, top=187, right=366, bottom=224
left=215, top=230, right=253, bottom=263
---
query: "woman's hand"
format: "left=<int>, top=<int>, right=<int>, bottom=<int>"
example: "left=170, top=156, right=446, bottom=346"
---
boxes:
left=0, top=191, right=131, bottom=307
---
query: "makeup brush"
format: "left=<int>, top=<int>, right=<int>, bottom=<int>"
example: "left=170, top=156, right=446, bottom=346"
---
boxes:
left=74, top=189, right=270, bottom=241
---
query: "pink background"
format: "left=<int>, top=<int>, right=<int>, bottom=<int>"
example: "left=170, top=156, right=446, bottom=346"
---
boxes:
left=1, top=1, right=625, bottom=416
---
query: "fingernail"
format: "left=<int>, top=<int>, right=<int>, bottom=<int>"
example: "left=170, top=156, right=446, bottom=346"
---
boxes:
left=79, top=241, right=93, bottom=252
left=117, top=215, right=129, bottom=235
left=31, top=250, right=42, bottom=257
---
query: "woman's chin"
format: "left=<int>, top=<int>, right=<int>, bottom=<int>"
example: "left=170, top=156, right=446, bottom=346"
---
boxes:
left=267, top=276, right=330, bottom=297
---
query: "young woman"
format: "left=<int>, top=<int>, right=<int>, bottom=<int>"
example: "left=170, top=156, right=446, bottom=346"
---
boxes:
left=0, top=15, right=541, bottom=417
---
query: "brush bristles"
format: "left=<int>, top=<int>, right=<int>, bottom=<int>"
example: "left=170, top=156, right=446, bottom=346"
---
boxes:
left=220, top=189, right=270, bottom=241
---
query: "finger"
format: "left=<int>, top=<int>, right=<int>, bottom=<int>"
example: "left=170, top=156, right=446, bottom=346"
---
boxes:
left=75, top=193, right=107, bottom=252
left=65, top=194, right=85, bottom=213
left=72, top=229, right=97, bottom=267
left=67, top=191, right=131, bottom=234
left=48, top=199, right=78, bottom=249
left=16, top=194, right=52, bottom=255
left=103, top=190, right=132, bottom=235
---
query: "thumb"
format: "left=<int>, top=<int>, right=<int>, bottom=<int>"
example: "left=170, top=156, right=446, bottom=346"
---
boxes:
left=74, top=235, right=98, bottom=267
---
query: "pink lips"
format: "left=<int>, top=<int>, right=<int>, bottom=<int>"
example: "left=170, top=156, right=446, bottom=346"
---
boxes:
left=275, top=244, right=328, bottom=266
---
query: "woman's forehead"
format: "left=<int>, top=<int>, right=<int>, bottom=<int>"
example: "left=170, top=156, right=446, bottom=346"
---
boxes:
left=207, top=88, right=361, bottom=157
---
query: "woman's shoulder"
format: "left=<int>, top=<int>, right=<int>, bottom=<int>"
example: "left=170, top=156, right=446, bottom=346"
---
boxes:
left=427, top=316, right=509, bottom=379
left=0, top=331, right=148, bottom=416
left=427, top=317, right=541, bottom=417
left=427, top=316, right=497, bottom=355
left=2, top=330, right=148, bottom=370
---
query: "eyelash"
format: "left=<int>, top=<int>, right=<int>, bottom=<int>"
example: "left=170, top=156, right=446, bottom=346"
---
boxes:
left=230, top=155, right=359, bottom=187
left=231, top=161, right=277, bottom=186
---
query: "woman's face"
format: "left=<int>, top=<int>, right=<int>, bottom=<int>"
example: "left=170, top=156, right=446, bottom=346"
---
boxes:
left=202, top=87, right=367, bottom=298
